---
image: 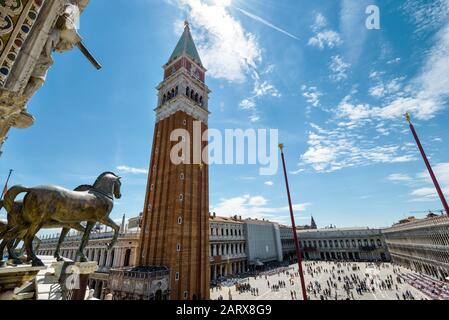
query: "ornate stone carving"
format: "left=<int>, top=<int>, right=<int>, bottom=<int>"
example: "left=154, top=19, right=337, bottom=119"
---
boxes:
left=0, top=0, right=46, bottom=88
left=0, top=0, right=95, bottom=155
left=22, top=28, right=58, bottom=99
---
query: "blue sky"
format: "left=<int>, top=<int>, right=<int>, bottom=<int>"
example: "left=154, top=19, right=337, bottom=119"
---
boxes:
left=1, top=0, right=449, bottom=232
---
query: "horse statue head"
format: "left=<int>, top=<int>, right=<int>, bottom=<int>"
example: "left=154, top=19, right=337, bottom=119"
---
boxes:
left=93, top=172, right=122, bottom=200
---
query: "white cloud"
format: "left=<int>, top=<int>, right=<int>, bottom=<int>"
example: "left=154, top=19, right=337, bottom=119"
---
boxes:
left=376, top=124, right=390, bottom=136
left=300, top=123, right=417, bottom=173
left=300, top=1, right=449, bottom=174
left=417, top=163, right=449, bottom=186
left=361, top=20, right=449, bottom=121
left=290, top=168, right=305, bottom=175
left=334, top=24, right=449, bottom=121
left=176, top=0, right=261, bottom=82
left=253, top=80, right=281, bottom=98
left=337, top=100, right=371, bottom=121
left=264, top=181, right=274, bottom=186
left=308, top=30, right=342, bottom=49
left=301, top=85, right=322, bottom=107
left=387, top=173, right=413, bottom=182
left=369, top=71, right=385, bottom=79
left=211, top=194, right=310, bottom=223
left=239, top=70, right=280, bottom=122
left=386, top=57, right=401, bottom=65
left=329, top=55, right=350, bottom=82
left=248, top=114, right=260, bottom=123
left=239, top=99, right=256, bottom=110
left=402, top=0, right=449, bottom=35
left=174, top=1, right=284, bottom=123
left=248, top=196, right=267, bottom=206
left=369, top=77, right=405, bottom=98
left=410, top=187, right=438, bottom=201
left=116, top=166, right=148, bottom=175
left=308, top=13, right=342, bottom=50
left=312, top=13, right=327, bottom=32
left=409, top=185, right=449, bottom=202
left=173, top=1, right=282, bottom=123
left=301, top=146, right=337, bottom=172
left=389, top=163, right=449, bottom=202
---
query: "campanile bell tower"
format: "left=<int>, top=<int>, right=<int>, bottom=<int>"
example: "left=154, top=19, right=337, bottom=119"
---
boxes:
left=138, top=22, right=210, bottom=300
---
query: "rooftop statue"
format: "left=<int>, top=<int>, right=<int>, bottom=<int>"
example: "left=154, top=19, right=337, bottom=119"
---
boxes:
left=1, top=0, right=100, bottom=155
left=0, top=172, right=121, bottom=267
left=23, top=0, right=101, bottom=101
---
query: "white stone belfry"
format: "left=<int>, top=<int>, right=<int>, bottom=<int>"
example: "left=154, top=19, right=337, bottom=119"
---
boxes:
left=154, top=22, right=210, bottom=125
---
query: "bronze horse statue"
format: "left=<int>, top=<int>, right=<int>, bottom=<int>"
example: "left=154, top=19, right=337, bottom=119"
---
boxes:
left=0, top=172, right=121, bottom=267
left=0, top=192, right=86, bottom=265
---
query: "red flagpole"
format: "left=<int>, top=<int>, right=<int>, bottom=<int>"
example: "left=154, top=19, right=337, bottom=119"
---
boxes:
left=1, top=169, right=13, bottom=200
left=279, top=144, right=308, bottom=300
left=405, top=113, right=449, bottom=217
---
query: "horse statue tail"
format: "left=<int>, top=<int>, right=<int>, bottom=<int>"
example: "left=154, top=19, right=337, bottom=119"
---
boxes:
left=4, top=185, right=30, bottom=213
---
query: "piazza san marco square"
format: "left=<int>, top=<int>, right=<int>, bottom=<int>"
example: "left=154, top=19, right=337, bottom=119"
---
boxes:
left=210, top=261, right=433, bottom=301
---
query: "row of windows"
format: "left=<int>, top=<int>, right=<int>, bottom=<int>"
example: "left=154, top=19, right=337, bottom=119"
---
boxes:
left=389, top=244, right=449, bottom=265
left=386, top=228, right=449, bottom=247
left=300, top=238, right=383, bottom=249
left=210, top=227, right=243, bottom=237
left=37, top=248, right=132, bottom=268
left=162, top=86, right=179, bottom=104
left=161, top=86, right=204, bottom=107
left=185, top=86, right=204, bottom=106
left=210, top=243, right=246, bottom=256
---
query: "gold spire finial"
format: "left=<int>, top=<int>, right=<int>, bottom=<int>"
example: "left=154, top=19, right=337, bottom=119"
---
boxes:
left=279, top=143, right=284, bottom=151
left=405, top=112, right=411, bottom=124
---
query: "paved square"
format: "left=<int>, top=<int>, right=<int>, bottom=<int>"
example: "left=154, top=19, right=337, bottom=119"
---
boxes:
left=210, top=262, right=430, bottom=300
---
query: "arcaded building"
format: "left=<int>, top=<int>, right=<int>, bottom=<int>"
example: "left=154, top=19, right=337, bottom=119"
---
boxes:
left=297, top=227, right=390, bottom=262
left=280, top=217, right=318, bottom=261
left=383, top=213, right=449, bottom=281
left=36, top=217, right=140, bottom=300
left=209, top=213, right=247, bottom=282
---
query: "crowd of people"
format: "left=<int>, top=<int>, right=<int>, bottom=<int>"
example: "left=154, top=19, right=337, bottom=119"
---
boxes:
left=235, top=282, right=259, bottom=296
left=303, top=262, right=420, bottom=300
left=211, top=261, right=435, bottom=300
left=401, top=272, right=449, bottom=300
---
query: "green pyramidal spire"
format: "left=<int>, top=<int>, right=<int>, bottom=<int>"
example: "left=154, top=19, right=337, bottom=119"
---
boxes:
left=169, top=21, right=203, bottom=66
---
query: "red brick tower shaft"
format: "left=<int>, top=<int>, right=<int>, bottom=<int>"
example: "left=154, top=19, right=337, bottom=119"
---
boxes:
left=138, top=22, right=210, bottom=300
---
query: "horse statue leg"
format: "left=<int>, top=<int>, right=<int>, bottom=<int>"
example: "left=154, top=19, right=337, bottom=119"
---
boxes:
left=100, top=217, right=120, bottom=250
left=75, top=222, right=95, bottom=262
left=0, top=226, right=23, bottom=265
left=53, top=223, right=85, bottom=261
left=54, top=227, right=70, bottom=261
left=7, top=239, right=23, bottom=264
left=0, top=239, right=8, bottom=266
left=23, top=222, right=45, bottom=267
